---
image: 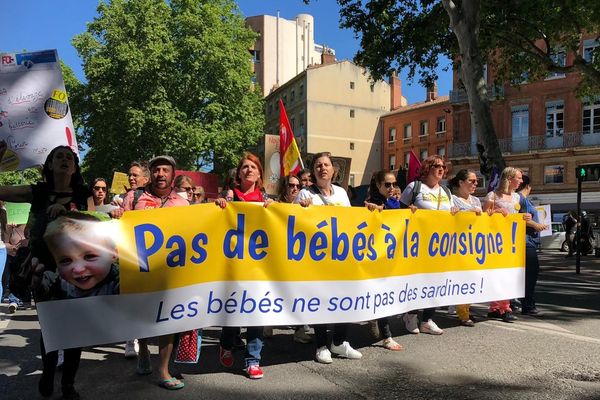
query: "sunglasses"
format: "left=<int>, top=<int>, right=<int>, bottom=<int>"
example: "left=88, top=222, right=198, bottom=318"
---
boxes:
left=93, top=186, right=107, bottom=192
left=288, top=183, right=301, bottom=189
left=384, top=182, right=398, bottom=188
left=193, top=193, right=204, bottom=197
left=432, top=164, right=447, bottom=170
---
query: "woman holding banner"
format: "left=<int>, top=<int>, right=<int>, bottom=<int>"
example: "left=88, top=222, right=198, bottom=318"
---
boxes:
left=449, top=169, right=484, bottom=327
left=483, top=167, right=531, bottom=323
left=0, top=141, right=93, bottom=400
left=215, top=152, right=271, bottom=379
left=399, top=155, right=454, bottom=336
left=364, top=170, right=404, bottom=351
left=294, top=151, right=363, bottom=364
left=263, top=174, right=314, bottom=344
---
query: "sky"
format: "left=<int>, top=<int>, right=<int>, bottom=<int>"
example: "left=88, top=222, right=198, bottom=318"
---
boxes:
left=1, top=0, right=451, bottom=104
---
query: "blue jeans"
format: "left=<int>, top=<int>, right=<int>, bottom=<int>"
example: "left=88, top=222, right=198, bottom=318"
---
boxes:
left=220, top=326, right=264, bottom=367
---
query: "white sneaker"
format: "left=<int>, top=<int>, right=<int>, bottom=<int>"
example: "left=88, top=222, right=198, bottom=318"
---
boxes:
left=57, top=350, right=64, bottom=367
left=330, top=341, right=362, bottom=359
left=420, top=319, right=444, bottom=335
left=8, top=302, right=17, bottom=314
left=315, top=346, right=332, bottom=364
left=124, top=339, right=138, bottom=358
left=403, top=313, right=420, bottom=334
left=293, top=328, right=312, bottom=344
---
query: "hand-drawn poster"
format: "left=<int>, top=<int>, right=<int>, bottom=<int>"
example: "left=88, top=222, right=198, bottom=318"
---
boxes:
left=0, top=49, right=77, bottom=171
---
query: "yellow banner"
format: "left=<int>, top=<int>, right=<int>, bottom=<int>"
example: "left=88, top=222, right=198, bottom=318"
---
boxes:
left=115, top=203, right=525, bottom=294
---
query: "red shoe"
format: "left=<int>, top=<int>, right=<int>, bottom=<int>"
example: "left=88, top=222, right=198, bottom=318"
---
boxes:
left=219, top=346, right=234, bottom=368
left=246, top=365, right=263, bottom=379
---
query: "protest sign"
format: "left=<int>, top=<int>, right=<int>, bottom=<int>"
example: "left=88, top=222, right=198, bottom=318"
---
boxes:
left=536, top=204, right=552, bottom=237
left=5, top=201, right=31, bottom=224
left=37, top=204, right=525, bottom=351
left=0, top=49, right=77, bottom=170
left=264, top=134, right=280, bottom=196
left=110, top=172, right=129, bottom=194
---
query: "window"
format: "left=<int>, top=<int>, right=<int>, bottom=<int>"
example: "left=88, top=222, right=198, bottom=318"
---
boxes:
left=275, top=101, right=279, bottom=111
left=403, top=124, right=412, bottom=139
left=299, top=111, right=305, bottom=135
left=349, top=174, right=355, bottom=187
left=436, top=117, right=446, bottom=133
left=547, top=50, right=566, bottom=79
left=389, top=155, right=396, bottom=170
left=583, top=38, right=599, bottom=63
left=268, top=103, right=272, bottom=116
left=388, top=127, right=396, bottom=142
left=249, top=49, right=260, bottom=63
left=511, top=105, right=529, bottom=151
left=350, top=109, right=355, bottom=118
left=299, top=84, right=304, bottom=96
left=350, top=81, right=355, bottom=89
left=419, top=121, right=429, bottom=136
left=350, top=142, right=355, bottom=150
left=420, top=149, right=428, bottom=160
left=546, top=101, right=564, bottom=137
left=437, top=146, right=445, bottom=157
left=291, top=90, right=295, bottom=102
left=283, top=95, right=287, bottom=106
left=250, top=75, right=257, bottom=85
left=544, top=165, right=565, bottom=184
left=583, top=99, right=600, bottom=134
left=291, top=117, right=295, bottom=132
left=404, top=152, right=410, bottom=168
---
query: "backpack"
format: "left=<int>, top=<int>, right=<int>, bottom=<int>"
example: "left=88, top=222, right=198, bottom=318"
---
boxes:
left=131, top=188, right=146, bottom=210
left=406, top=180, right=452, bottom=207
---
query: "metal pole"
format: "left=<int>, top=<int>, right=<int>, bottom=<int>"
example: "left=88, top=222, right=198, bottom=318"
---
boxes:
left=576, top=176, right=582, bottom=274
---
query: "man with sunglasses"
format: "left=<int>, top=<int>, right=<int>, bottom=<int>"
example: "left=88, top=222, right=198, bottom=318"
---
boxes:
left=191, top=186, right=206, bottom=204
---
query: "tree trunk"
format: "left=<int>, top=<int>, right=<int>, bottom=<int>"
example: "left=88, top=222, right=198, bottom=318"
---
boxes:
left=442, top=0, right=506, bottom=175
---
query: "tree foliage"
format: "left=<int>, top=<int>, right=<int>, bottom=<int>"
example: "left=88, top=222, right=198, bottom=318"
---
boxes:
left=72, top=0, right=264, bottom=180
left=336, top=0, right=600, bottom=172
left=338, top=0, right=600, bottom=94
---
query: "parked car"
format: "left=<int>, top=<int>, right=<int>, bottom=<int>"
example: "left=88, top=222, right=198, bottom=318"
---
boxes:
left=540, top=222, right=568, bottom=252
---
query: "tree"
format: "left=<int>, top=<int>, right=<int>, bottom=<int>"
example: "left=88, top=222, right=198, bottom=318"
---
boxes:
left=72, top=0, right=264, bottom=180
left=336, top=0, right=600, bottom=174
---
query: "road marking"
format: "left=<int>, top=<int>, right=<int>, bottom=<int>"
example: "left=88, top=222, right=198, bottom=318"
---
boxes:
left=483, top=319, right=600, bottom=345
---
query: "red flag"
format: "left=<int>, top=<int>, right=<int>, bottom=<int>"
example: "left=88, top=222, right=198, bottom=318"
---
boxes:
left=279, top=99, right=303, bottom=177
left=407, top=150, right=421, bottom=184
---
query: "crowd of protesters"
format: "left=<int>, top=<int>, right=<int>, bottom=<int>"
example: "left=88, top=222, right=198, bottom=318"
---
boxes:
left=0, top=142, right=550, bottom=397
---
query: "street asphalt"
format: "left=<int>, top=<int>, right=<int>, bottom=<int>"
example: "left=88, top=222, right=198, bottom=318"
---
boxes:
left=1, top=250, right=600, bottom=400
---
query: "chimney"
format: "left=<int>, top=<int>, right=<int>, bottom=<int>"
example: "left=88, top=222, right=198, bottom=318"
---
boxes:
left=321, top=46, right=336, bottom=65
left=426, top=82, right=438, bottom=102
left=389, top=71, right=402, bottom=111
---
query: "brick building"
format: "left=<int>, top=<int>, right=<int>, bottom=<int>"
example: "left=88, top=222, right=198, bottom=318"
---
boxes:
left=382, top=34, right=600, bottom=216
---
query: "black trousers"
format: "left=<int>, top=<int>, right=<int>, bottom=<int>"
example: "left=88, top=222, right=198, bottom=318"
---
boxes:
left=40, top=336, right=82, bottom=388
left=314, top=323, right=350, bottom=347
left=520, top=245, right=540, bottom=311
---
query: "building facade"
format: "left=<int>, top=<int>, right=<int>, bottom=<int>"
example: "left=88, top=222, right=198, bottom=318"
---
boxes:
left=264, top=59, right=391, bottom=186
left=246, top=13, right=334, bottom=97
left=382, top=34, right=600, bottom=215
left=381, top=79, right=453, bottom=176
left=449, top=33, right=600, bottom=214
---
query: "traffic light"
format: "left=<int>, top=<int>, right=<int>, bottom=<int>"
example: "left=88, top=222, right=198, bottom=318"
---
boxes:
left=576, top=164, right=600, bottom=181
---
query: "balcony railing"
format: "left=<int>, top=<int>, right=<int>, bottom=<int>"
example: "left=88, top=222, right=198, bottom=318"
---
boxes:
left=448, top=131, right=600, bottom=158
left=449, top=85, right=505, bottom=105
